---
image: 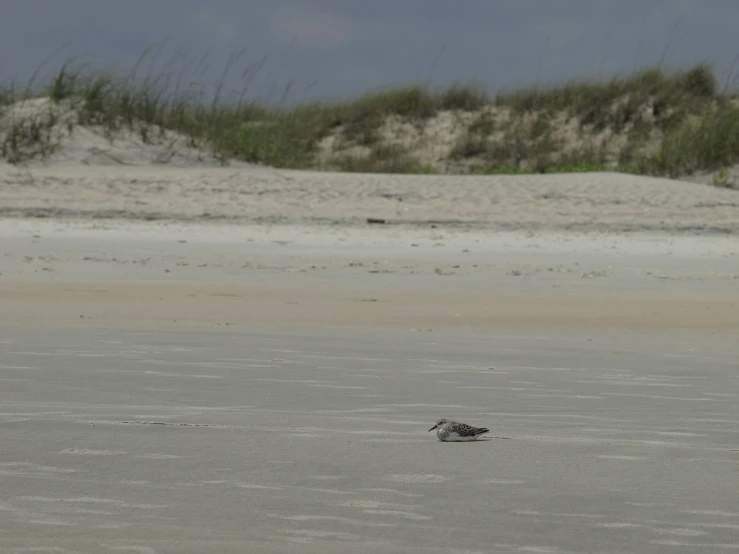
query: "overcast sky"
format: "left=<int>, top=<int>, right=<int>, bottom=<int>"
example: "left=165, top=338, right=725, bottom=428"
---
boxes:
left=2, top=0, right=738, bottom=105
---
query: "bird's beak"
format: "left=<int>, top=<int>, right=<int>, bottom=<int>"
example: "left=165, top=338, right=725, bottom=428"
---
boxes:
left=428, top=424, right=438, bottom=432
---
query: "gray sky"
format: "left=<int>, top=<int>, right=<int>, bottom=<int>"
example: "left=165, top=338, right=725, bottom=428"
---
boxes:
left=2, top=0, right=738, bottom=105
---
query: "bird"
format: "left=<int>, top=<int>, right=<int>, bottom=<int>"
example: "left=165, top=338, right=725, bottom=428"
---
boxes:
left=428, top=418, right=489, bottom=442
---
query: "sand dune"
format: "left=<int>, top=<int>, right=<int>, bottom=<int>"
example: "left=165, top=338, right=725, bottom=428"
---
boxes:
left=2, top=95, right=737, bottom=233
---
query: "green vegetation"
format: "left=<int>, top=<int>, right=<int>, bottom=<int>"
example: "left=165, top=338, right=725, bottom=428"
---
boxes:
left=711, top=167, right=737, bottom=188
left=0, top=49, right=737, bottom=187
left=333, top=144, right=436, bottom=174
left=495, top=65, right=717, bottom=131
left=471, top=161, right=620, bottom=176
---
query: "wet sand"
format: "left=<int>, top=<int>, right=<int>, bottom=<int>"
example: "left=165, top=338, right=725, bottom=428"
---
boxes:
left=1, top=218, right=738, bottom=552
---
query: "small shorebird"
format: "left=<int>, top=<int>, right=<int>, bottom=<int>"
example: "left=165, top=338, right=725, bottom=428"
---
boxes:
left=428, top=418, right=489, bottom=442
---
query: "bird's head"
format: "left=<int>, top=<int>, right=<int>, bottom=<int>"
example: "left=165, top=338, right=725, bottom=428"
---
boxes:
left=428, top=418, right=449, bottom=432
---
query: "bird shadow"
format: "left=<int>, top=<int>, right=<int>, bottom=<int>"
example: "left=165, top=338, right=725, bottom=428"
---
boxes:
left=439, top=436, right=511, bottom=444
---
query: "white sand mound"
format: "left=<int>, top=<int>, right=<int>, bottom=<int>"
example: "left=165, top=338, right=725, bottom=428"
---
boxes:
left=1, top=162, right=737, bottom=232
left=0, top=97, right=254, bottom=168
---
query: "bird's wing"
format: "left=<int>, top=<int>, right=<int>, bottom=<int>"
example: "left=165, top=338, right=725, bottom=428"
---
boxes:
left=456, top=423, right=487, bottom=436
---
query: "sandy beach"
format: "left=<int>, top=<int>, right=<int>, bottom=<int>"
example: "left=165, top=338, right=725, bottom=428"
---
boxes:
left=1, top=156, right=738, bottom=552
left=0, top=216, right=738, bottom=331
left=2, top=160, right=739, bottom=232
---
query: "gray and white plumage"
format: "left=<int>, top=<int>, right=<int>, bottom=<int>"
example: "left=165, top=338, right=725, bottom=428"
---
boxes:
left=428, top=418, right=489, bottom=442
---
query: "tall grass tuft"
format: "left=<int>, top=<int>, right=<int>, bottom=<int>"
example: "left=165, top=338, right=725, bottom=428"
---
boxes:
left=659, top=103, right=739, bottom=176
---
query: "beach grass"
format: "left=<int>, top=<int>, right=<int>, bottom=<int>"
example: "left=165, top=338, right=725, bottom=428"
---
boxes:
left=0, top=49, right=737, bottom=186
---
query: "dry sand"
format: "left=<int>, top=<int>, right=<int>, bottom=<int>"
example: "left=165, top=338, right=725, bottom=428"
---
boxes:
left=2, top=161, right=739, bottom=232
left=0, top=218, right=738, bottom=331
left=1, top=142, right=738, bottom=552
